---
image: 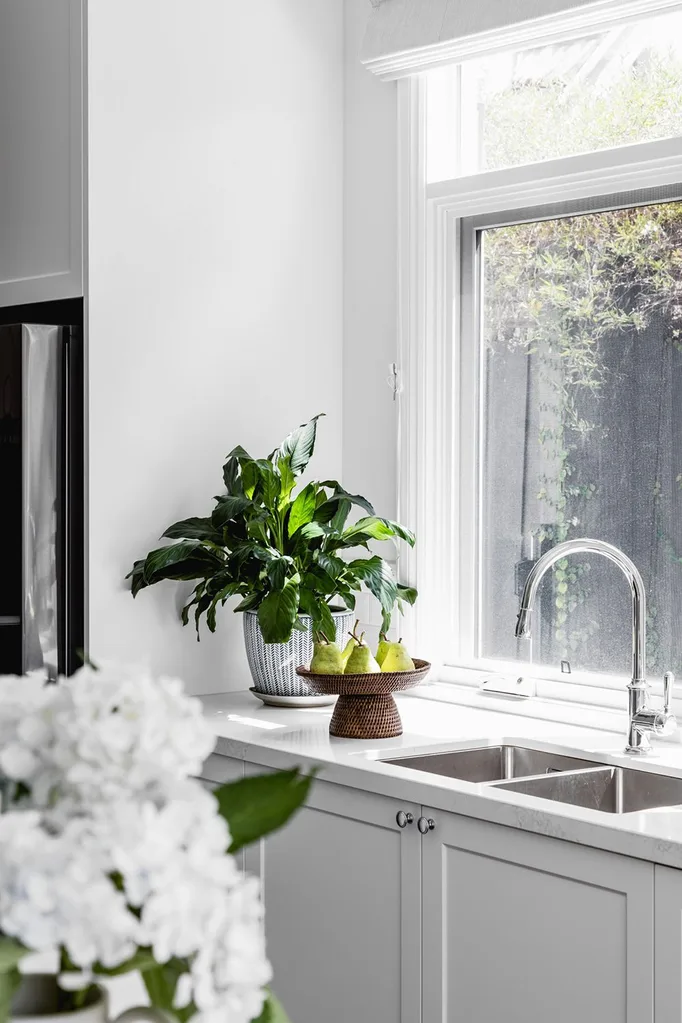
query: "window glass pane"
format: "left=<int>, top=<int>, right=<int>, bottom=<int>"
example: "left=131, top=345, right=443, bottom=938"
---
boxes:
left=480, top=198, right=682, bottom=678
left=427, top=12, right=682, bottom=182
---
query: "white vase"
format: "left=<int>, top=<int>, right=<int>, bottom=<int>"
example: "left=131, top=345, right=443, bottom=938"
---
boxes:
left=11, top=976, right=170, bottom=1023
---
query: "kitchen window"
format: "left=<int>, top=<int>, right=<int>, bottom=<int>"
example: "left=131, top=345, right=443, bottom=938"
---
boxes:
left=399, top=3, right=682, bottom=704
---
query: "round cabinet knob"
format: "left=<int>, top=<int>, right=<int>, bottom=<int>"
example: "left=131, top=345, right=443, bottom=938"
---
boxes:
left=396, top=810, right=414, bottom=829
left=417, top=817, right=436, bottom=834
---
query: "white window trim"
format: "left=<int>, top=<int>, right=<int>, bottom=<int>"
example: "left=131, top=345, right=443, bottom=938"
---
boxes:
left=397, top=21, right=682, bottom=714
left=365, top=0, right=682, bottom=80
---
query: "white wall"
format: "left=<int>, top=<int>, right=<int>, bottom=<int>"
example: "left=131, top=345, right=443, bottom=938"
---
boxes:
left=343, top=0, right=398, bottom=523
left=343, top=0, right=400, bottom=645
left=87, top=0, right=344, bottom=693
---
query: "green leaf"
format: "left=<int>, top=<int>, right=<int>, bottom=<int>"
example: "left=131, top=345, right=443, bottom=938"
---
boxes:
left=233, top=591, right=263, bottom=613
left=334, top=585, right=357, bottom=612
left=257, top=577, right=300, bottom=643
left=241, top=461, right=261, bottom=499
left=302, top=566, right=337, bottom=596
left=287, top=483, right=318, bottom=537
left=214, top=769, right=316, bottom=853
left=222, top=445, right=251, bottom=493
left=141, top=961, right=193, bottom=1022
left=342, top=516, right=416, bottom=547
left=315, top=552, right=345, bottom=579
left=297, top=521, right=329, bottom=542
left=267, top=556, right=294, bottom=591
left=315, top=601, right=337, bottom=644
left=273, top=414, right=325, bottom=475
left=162, top=517, right=223, bottom=543
left=314, top=486, right=375, bottom=524
left=0, top=939, right=27, bottom=1023
left=347, top=556, right=398, bottom=615
left=253, top=992, right=291, bottom=1023
left=182, top=582, right=206, bottom=627
left=277, top=457, right=297, bottom=509
left=94, top=948, right=158, bottom=977
left=397, top=583, right=418, bottom=605
left=299, top=591, right=336, bottom=642
left=0, top=937, right=28, bottom=974
left=212, top=496, right=253, bottom=529
left=330, top=499, right=352, bottom=534
left=0, top=967, right=21, bottom=1023
left=128, top=542, right=225, bottom=594
left=254, top=460, right=282, bottom=512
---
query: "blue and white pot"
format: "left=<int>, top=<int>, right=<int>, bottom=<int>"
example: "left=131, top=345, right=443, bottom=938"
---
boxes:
left=243, top=608, right=355, bottom=697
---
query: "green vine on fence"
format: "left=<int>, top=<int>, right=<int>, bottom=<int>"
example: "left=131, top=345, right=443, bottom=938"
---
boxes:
left=484, top=202, right=682, bottom=663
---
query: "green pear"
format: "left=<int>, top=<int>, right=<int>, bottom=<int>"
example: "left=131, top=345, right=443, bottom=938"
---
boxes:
left=345, top=632, right=381, bottom=674
left=310, top=638, right=344, bottom=674
left=341, top=620, right=361, bottom=668
left=381, top=639, right=415, bottom=673
left=376, top=633, right=391, bottom=668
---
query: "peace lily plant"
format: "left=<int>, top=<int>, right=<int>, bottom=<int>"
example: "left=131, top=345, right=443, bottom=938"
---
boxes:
left=127, top=415, right=417, bottom=644
left=0, top=665, right=313, bottom=1023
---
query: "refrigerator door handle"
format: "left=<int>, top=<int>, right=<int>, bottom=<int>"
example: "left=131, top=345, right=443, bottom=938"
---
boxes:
left=22, top=324, right=61, bottom=679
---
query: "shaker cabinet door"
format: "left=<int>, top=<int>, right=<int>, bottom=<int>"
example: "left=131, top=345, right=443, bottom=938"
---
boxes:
left=654, top=864, right=682, bottom=1022
left=421, top=809, right=654, bottom=1023
left=246, top=773, right=421, bottom=1023
left=0, top=0, right=83, bottom=306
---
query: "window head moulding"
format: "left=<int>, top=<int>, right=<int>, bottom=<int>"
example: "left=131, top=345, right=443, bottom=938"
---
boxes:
left=361, top=0, right=682, bottom=80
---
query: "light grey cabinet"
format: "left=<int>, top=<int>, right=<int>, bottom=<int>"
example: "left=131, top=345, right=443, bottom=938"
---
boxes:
left=0, top=0, right=83, bottom=306
left=216, top=758, right=680, bottom=1022
left=421, top=808, right=654, bottom=1023
left=245, top=776, right=421, bottom=1023
left=654, top=864, right=682, bottom=1022
left=199, top=754, right=245, bottom=869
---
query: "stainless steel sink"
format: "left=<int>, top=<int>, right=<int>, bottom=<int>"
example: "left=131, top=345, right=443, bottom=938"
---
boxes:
left=383, top=741, right=682, bottom=813
left=495, top=765, right=682, bottom=813
left=383, top=745, right=595, bottom=783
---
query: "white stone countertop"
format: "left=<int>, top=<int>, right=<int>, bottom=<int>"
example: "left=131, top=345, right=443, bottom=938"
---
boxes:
left=199, top=683, right=682, bottom=869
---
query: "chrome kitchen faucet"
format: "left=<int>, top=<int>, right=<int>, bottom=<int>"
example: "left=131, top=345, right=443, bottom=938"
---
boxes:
left=515, top=538, right=676, bottom=755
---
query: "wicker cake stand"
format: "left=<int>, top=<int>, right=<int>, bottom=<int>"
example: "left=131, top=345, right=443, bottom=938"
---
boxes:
left=296, top=659, right=431, bottom=739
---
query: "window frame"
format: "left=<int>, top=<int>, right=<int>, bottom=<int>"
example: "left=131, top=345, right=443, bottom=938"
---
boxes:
left=397, top=29, right=682, bottom=711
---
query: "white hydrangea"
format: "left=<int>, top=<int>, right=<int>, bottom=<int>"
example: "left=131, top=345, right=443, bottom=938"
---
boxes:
left=0, top=664, right=215, bottom=809
left=0, top=811, right=138, bottom=968
left=183, top=876, right=272, bottom=1023
left=0, top=665, right=273, bottom=1023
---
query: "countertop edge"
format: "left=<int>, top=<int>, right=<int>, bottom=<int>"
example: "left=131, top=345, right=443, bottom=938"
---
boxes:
left=199, top=696, right=682, bottom=871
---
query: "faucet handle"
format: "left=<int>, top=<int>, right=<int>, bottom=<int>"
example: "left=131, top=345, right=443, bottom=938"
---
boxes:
left=664, top=671, right=675, bottom=715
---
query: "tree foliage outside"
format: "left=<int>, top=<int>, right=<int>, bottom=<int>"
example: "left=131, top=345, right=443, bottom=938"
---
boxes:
left=479, top=42, right=682, bottom=675
left=478, top=28, right=682, bottom=171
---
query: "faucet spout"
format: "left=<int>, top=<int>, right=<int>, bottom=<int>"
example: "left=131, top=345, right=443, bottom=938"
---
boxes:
left=515, top=606, right=532, bottom=640
left=516, top=538, right=646, bottom=682
left=514, top=538, right=673, bottom=754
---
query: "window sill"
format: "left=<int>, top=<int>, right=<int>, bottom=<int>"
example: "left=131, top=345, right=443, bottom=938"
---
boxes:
left=410, top=675, right=682, bottom=743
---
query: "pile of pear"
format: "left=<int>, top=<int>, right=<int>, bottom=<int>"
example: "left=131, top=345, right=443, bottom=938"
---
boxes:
left=309, top=621, right=416, bottom=675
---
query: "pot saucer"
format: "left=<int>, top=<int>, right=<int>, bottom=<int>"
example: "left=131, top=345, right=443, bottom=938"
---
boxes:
left=249, top=688, right=337, bottom=709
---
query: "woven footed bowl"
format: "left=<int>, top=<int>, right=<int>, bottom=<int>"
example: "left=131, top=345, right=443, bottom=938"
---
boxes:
left=296, top=659, right=431, bottom=695
left=296, top=660, right=431, bottom=739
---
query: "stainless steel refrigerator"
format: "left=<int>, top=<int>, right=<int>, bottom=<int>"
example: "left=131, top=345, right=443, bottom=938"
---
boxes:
left=0, top=322, right=83, bottom=678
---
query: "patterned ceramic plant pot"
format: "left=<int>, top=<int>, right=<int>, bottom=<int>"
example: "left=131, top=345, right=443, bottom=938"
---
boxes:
left=243, top=608, right=355, bottom=697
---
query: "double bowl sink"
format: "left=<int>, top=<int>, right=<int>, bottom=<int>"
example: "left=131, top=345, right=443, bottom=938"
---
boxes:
left=384, top=744, right=682, bottom=814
